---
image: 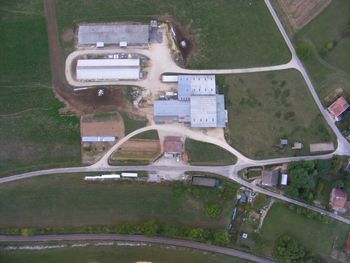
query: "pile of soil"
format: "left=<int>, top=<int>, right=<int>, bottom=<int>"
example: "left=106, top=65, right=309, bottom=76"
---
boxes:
left=158, top=14, right=195, bottom=64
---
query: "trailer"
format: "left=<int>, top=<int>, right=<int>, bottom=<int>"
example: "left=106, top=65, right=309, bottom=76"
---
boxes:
left=84, top=174, right=121, bottom=181
left=121, top=172, right=138, bottom=178
left=161, top=75, right=178, bottom=83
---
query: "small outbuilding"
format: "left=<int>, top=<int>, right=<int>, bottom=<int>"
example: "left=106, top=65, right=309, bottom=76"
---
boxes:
left=192, top=176, right=220, bottom=188
left=261, top=170, right=279, bottom=187
left=280, top=173, right=288, bottom=186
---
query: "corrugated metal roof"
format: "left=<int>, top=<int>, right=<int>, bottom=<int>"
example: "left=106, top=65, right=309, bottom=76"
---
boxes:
left=190, top=96, right=217, bottom=127
left=78, top=24, right=149, bottom=45
left=178, top=75, right=216, bottom=100
left=77, top=59, right=140, bottom=67
left=76, top=59, right=140, bottom=80
left=154, top=100, right=190, bottom=117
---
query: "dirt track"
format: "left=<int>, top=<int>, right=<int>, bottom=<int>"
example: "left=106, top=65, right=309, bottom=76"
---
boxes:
left=44, top=0, right=126, bottom=114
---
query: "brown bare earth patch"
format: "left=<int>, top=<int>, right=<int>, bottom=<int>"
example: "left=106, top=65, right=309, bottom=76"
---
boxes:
left=110, top=139, right=161, bottom=165
left=80, top=112, right=124, bottom=165
left=158, top=14, right=196, bottom=64
left=62, top=28, right=74, bottom=43
left=275, top=0, right=331, bottom=32
left=80, top=112, right=124, bottom=138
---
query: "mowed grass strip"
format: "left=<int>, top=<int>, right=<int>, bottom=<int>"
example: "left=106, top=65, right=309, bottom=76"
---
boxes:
left=56, top=0, right=290, bottom=69
left=260, top=202, right=350, bottom=259
left=221, top=70, right=335, bottom=159
left=0, top=174, right=233, bottom=228
left=0, top=245, right=249, bottom=263
left=185, top=139, right=236, bottom=166
left=294, top=1, right=350, bottom=104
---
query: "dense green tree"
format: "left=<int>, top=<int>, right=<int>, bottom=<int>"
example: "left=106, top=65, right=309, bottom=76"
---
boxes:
left=212, top=230, right=230, bottom=245
left=274, top=235, right=306, bottom=263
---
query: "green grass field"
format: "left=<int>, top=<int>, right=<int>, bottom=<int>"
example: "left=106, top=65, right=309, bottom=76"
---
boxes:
left=259, top=202, right=350, bottom=260
left=0, top=173, right=235, bottom=229
left=0, top=244, right=249, bottom=263
left=220, top=70, right=335, bottom=159
left=120, top=112, right=149, bottom=136
left=294, top=1, right=350, bottom=105
left=0, top=0, right=81, bottom=177
left=185, top=139, right=237, bottom=165
left=56, top=0, right=290, bottom=69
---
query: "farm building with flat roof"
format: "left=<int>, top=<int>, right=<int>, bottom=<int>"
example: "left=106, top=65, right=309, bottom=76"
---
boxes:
left=154, top=75, right=228, bottom=128
left=76, top=59, right=140, bottom=81
left=78, top=24, right=150, bottom=46
left=178, top=75, right=216, bottom=100
left=192, top=176, right=220, bottom=188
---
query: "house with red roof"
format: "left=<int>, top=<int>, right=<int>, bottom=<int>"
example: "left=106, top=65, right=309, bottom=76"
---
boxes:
left=346, top=232, right=350, bottom=254
left=163, top=136, right=183, bottom=158
left=330, top=188, right=350, bottom=213
left=328, top=96, right=350, bottom=121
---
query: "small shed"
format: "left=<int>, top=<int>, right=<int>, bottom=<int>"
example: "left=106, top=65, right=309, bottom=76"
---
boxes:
left=280, top=139, right=288, bottom=145
left=119, top=41, right=127, bottom=48
left=192, top=176, right=220, bottom=188
left=280, top=173, right=288, bottom=186
left=96, top=42, right=104, bottom=48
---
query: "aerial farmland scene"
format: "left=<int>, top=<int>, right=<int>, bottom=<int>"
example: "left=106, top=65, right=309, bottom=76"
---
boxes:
left=1, top=0, right=350, bottom=262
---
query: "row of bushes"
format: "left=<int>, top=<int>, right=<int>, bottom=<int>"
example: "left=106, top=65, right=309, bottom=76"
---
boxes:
left=0, top=220, right=230, bottom=246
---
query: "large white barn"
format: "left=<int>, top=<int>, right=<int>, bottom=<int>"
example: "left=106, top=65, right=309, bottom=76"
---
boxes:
left=76, top=59, right=140, bottom=81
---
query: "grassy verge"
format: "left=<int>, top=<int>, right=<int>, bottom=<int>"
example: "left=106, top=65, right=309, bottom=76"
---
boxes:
left=0, top=1, right=81, bottom=177
left=259, top=202, right=350, bottom=260
left=56, top=0, right=290, bottom=69
left=0, top=244, right=249, bottom=263
left=185, top=139, right=236, bottom=166
left=120, top=112, right=148, bottom=135
left=220, top=70, right=336, bottom=159
left=0, top=173, right=237, bottom=229
left=132, top=130, right=159, bottom=140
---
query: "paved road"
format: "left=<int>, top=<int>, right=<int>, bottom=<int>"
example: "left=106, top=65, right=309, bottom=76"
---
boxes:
left=0, top=234, right=275, bottom=263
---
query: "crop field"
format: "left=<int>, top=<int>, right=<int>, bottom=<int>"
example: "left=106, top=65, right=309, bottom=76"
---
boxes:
left=0, top=173, right=235, bottom=228
left=220, top=70, right=335, bottom=159
left=109, top=139, right=161, bottom=165
left=294, top=1, right=350, bottom=105
left=260, top=202, right=350, bottom=260
left=0, top=244, right=249, bottom=263
left=0, top=0, right=81, bottom=177
left=56, top=0, right=290, bottom=69
left=185, top=139, right=237, bottom=166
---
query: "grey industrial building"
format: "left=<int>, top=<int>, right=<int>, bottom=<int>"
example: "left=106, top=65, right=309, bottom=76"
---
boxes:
left=78, top=24, right=150, bottom=46
left=154, top=75, right=228, bottom=128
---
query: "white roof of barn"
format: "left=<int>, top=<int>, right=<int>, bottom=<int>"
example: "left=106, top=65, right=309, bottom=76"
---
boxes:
left=76, top=59, right=140, bottom=81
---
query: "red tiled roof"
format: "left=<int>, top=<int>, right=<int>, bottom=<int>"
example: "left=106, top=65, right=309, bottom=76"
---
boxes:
left=328, top=96, right=350, bottom=118
left=164, top=136, right=183, bottom=153
left=347, top=232, right=350, bottom=252
left=331, top=188, right=348, bottom=209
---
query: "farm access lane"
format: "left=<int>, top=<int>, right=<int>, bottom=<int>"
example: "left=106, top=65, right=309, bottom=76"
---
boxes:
left=0, top=234, right=275, bottom=263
